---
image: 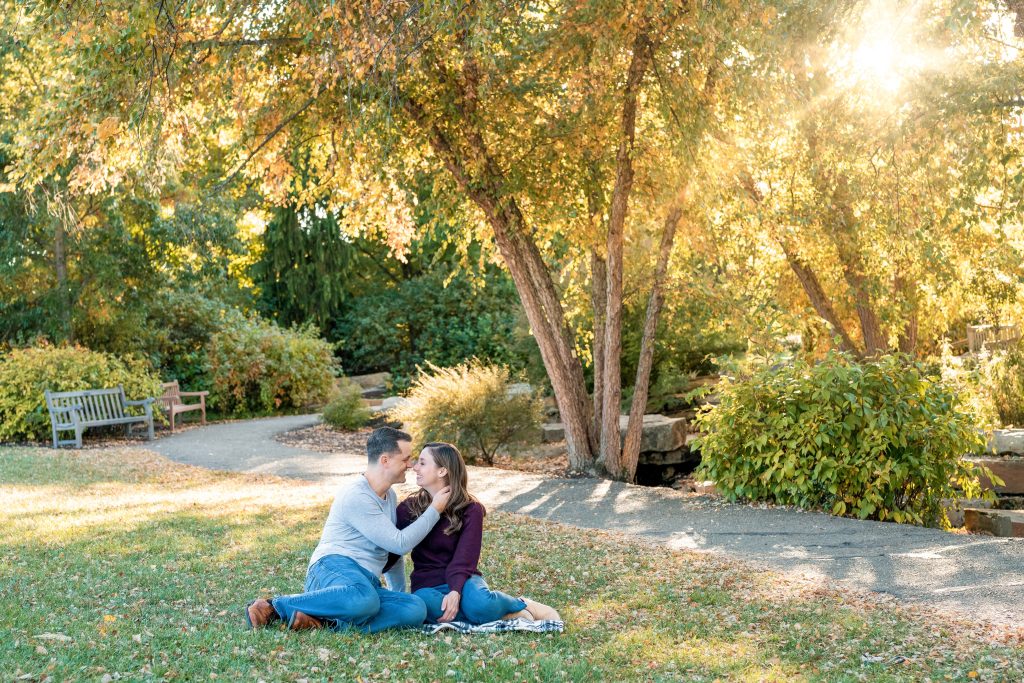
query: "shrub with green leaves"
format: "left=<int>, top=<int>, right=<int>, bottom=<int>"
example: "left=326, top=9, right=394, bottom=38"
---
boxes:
left=142, top=291, right=241, bottom=393
left=322, top=380, right=372, bottom=431
left=205, top=317, right=337, bottom=415
left=394, top=361, right=542, bottom=465
left=0, top=344, right=162, bottom=443
left=695, top=352, right=993, bottom=527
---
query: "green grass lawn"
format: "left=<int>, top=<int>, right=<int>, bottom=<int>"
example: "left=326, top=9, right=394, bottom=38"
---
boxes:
left=1, top=447, right=1022, bottom=682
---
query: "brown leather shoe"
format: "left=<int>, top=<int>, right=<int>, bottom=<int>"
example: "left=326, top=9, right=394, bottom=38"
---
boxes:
left=245, top=599, right=278, bottom=629
left=289, top=610, right=324, bottom=631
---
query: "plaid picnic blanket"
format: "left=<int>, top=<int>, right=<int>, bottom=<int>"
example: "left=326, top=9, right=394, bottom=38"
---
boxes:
left=420, top=617, right=564, bottom=635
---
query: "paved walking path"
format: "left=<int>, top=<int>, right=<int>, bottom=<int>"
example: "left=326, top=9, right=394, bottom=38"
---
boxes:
left=147, top=415, right=1024, bottom=628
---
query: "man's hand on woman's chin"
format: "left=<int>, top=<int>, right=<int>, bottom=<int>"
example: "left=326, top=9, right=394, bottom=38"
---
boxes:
left=430, top=485, right=452, bottom=512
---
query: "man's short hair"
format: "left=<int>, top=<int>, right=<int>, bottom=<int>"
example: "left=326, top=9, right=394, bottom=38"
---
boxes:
left=366, top=426, right=412, bottom=464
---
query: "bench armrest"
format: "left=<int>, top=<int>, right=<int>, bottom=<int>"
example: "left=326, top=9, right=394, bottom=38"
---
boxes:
left=125, top=398, right=155, bottom=407
left=178, top=391, right=209, bottom=397
left=48, top=404, right=82, bottom=425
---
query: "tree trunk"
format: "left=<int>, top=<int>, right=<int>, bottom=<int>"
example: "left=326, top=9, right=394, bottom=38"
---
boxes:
left=52, top=214, right=73, bottom=343
left=402, top=95, right=596, bottom=472
left=621, top=204, right=682, bottom=482
left=590, top=248, right=607, bottom=446
left=586, top=167, right=606, bottom=455
left=801, top=124, right=888, bottom=357
left=895, top=274, right=918, bottom=356
left=830, top=185, right=887, bottom=356
left=491, top=215, right=596, bottom=473
left=780, top=243, right=861, bottom=356
left=738, top=170, right=861, bottom=357
left=599, top=29, right=654, bottom=479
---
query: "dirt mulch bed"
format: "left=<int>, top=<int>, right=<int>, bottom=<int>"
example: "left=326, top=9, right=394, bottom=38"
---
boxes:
left=276, top=424, right=373, bottom=457
left=275, top=424, right=571, bottom=477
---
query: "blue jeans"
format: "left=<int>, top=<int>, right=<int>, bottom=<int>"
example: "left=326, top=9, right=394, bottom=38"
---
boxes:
left=272, top=555, right=426, bottom=633
left=414, top=575, right=527, bottom=625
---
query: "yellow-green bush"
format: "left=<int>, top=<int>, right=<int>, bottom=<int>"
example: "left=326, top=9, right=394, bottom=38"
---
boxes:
left=322, top=380, right=372, bottom=431
left=394, top=361, right=542, bottom=465
left=940, top=341, right=1024, bottom=429
left=205, top=317, right=337, bottom=415
left=988, top=341, right=1024, bottom=427
left=696, top=352, right=995, bottom=528
left=0, top=344, right=162, bottom=443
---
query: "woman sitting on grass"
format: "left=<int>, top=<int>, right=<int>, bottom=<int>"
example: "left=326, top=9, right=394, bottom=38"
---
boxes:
left=396, top=442, right=560, bottom=625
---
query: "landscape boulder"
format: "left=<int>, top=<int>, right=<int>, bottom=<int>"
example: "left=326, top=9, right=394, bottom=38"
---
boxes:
left=541, top=414, right=688, bottom=453
left=348, top=372, right=391, bottom=400
left=989, top=429, right=1024, bottom=455
left=618, top=414, right=687, bottom=453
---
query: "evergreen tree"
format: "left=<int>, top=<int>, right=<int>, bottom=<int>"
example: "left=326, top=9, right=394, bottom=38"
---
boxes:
left=253, top=204, right=353, bottom=334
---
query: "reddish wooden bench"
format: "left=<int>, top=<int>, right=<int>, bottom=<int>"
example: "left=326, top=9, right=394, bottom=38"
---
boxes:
left=157, top=380, right=208, bottom=431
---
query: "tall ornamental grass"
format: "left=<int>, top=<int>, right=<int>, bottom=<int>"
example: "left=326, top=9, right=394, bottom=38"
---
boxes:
left=394, top=360, right=542, bottom=465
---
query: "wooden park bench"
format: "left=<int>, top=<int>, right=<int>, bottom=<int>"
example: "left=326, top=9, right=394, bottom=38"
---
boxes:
left=156, top=380, right=208, bottom=431
left=44, top=385, right=155, bottom=449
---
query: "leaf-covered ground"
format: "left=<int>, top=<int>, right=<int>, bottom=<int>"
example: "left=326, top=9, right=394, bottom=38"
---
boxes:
left=2, top=446, right=1022, bottom=682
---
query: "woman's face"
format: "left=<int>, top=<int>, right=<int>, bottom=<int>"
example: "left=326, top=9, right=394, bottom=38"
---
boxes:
left=413, top=449, right=447, bottom=489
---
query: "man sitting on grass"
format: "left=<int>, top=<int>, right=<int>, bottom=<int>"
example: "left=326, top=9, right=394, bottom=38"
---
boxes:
left=245, top=426, right=451, bottom=632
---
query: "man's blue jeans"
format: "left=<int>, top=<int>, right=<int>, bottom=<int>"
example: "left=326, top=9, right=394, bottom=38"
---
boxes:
left=414, top=575, right=527, bottom=624
left=272, top=555, right=426, bottom=632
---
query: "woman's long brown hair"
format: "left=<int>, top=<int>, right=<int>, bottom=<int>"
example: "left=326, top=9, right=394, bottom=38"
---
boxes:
left=404, top=442, right=477, bottom=535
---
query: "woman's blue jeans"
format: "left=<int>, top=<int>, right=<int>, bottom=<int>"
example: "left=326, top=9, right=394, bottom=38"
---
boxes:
left=414, top=575, right=527, bottom=624
left=272, top=555, right=426, bottom=633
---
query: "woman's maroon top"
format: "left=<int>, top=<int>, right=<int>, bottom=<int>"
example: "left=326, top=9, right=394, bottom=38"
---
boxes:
left=395, top=499, right=484, bottom=594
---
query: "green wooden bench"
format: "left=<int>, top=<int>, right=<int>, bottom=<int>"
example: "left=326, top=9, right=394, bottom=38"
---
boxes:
left=44, top=385, right=155, bottom=448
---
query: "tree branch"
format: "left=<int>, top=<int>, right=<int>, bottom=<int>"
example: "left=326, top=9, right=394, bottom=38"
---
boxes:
left=216, top=96, right=318, bottom=190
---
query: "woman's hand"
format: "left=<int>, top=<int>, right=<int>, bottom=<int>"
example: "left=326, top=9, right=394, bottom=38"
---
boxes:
left=438, top=590, right=461, bottom=622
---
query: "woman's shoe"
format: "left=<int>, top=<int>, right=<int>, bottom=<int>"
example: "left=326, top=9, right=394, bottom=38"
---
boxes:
left=521, top=597, right=560, bottom=621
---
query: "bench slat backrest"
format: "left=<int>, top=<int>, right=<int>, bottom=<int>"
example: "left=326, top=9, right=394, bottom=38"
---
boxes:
left=45, top=386, right=128, bottom=422
left=160, top=381, right=182, bottom=404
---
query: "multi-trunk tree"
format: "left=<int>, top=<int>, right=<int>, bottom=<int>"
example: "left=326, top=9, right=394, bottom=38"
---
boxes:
left=4, top=0, right=763, bottom=480
left=6, top=0, right=1020, bottom=481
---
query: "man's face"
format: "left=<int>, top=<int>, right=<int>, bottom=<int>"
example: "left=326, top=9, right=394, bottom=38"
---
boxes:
left=383, top=439, right=413, bottom=485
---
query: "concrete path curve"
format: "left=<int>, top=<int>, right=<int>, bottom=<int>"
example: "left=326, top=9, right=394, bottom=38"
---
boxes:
left=146, top=415, right=1024, bottom=628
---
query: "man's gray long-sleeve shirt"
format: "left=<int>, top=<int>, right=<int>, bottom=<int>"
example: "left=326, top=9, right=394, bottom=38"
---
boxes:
left=308, top=476, right=440, bottom=591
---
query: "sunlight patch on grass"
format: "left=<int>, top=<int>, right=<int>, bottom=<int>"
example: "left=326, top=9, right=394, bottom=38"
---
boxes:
left=2, top=445, right=1022, bottom=682
left=0, top=481, right=329, bottom=546
left=598, top=628, right=805, bottom=682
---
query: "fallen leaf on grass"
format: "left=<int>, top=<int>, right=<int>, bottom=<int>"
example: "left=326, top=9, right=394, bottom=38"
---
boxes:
left=35, top=633, right=73, bottom=642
